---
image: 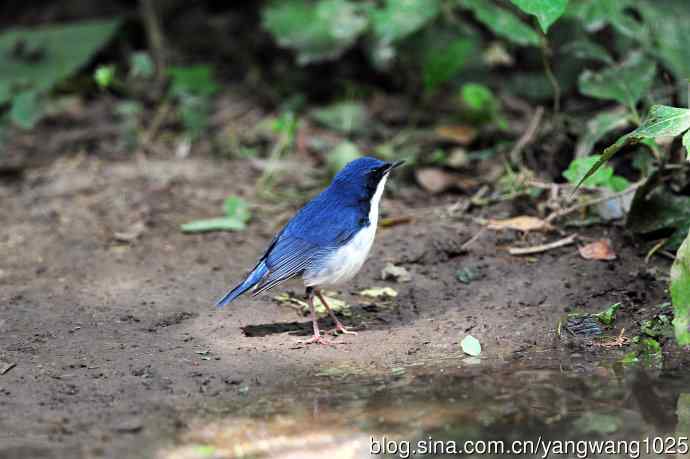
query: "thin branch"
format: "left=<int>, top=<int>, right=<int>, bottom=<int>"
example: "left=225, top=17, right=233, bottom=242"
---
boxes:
left=540, top=34, right=560, bottom=113
left=508, top=234, right=577, bottom=256
left=545, top=181, right=645, bottom=224
left=140, top=0, right=166, bottom=83
left=509, top=105, right=544, bottom=164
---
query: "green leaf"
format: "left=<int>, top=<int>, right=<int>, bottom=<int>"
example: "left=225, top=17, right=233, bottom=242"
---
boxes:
left=683, top=130, right=690, bottom=160
left=311, top=101, right=367, bottom=134
left=223, top=196, right=251, bottom=225
left=168, top=65, right=218, bottom=97
left=509, top=0, right=568, bottom=33
left=9, top=90, right=42, bottom=129
left=359, top=287, right=398, bottom=299
left=0, top=19, right=121, bottom=96
left=180, top=218, right=246, bottom=233
left=370, top=0, right=441, bottom=45
left=671, top=233, right=690, bottom=346
left=460, top=335, right=482, bottom=356
left=562, top=39, right=614, bottom=64
left=563, top=156, right=610, bottom=187
left=638, top=337, right=663, bottom=367
left=456, top=266, right=481, bottom=284
left=633, top=105, right=690, bottom=138
left=620, top=351, right=639, bottom=366
left=574, top=105, right=690, bottom=190
left=575, top=107, right=630, bottom=157
left=595, top=303, right=620, bottom=326
left=578, top=52, right=656, bottom=111
left=456, top=0, right=540, bottom=47
left=638, top=0, right=690, bottom=89
left=129, top=51, right=155, bottom=79
left=327, top=141, right=362, bottom=176
left=94, top=64, right=116, bottom=89
left=423, top=37, right=475, bottom=91
left=263, top=0, right=367, bottom=65
left=181, top=196, right=251, bottom=233
left=566, top=0, right=621, bottom=32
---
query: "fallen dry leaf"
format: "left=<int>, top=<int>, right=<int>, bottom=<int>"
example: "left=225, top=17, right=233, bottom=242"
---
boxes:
left=487, top=216, right=552, bottom=233
left=435, top=125, right=477, bottom=145
left=381, top=263, right=412, bottom=283
left=578, top=239, right=617, bottom=261
left=415, top=168, right=479, bottom=194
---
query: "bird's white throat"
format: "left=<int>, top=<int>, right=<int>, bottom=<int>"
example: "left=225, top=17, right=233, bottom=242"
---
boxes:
left=304, top=173, right=389, bottom=287
left=368, top=174, right=388, bottom=227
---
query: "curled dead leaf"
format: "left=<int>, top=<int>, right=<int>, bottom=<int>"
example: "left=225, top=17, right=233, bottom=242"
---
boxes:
left=578, top=239, right=617, bottom=261
left=487, top=216, right=552, bottom=233
left=415, top=168, right=479, bottom=194
left=435, top=125, right=477, bottom=145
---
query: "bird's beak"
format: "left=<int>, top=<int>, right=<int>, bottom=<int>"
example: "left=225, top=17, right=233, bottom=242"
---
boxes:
left=387, top=160, right=406, bottom=171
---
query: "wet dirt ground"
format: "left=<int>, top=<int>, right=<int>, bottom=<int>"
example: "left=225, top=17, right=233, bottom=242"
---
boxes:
left=0, top=153, right=686, bottom=458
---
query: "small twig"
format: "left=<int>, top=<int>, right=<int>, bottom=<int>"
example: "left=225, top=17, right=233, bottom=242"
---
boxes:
left=140, top=0, right=166, bottom=83
left=508, top=234, right=577, bottom=256
left=546, top=181, right=645, bottom=224
left=141, top=100, right=172, bottom=146
left=461, top=228, right=487, bottom=251
left=0, top=362, right=16, bottom=375
left=540, top=35, right=560, bottom=113
left=509, top=105, right=544, bottom=164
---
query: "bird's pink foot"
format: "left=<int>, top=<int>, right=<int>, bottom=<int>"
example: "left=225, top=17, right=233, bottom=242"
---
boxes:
left=332, top=324, right=358, bottom=335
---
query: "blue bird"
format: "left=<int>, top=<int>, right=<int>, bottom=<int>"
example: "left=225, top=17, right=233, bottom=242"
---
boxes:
left=216, top=156, right=404, bottom=345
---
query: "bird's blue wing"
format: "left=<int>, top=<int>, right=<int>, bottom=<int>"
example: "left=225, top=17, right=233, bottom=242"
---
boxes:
left=251, top=236, right=324, bottom=294
left=251, top=188, right=366, bottom=294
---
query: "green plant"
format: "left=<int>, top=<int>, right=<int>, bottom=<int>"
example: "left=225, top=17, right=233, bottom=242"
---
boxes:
left=0, top=19, right=121, bottom=130
left=563, top=155, right=629, bottom=192
left=181, top=196, right=251, bottom=233
left=168, top=65, right=219, bottom=142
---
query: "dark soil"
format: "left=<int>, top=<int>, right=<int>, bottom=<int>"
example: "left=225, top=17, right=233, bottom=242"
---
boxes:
left=0, top=133, right=683, bottom=457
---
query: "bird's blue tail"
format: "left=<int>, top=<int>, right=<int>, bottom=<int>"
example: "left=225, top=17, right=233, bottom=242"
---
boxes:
left=215, top=261, right=268, bottom=308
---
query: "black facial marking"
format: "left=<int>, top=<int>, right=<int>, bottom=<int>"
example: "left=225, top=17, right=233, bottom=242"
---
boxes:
left=365, top=166, right=388, bottom=196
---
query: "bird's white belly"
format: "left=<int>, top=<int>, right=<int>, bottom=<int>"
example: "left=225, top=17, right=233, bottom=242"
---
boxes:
left=304, top=223, right=377, bottom=286
left=303, top=174, right=388, bottom=287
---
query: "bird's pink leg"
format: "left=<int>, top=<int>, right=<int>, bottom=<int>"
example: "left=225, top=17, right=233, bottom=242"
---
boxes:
left=301, top=290, right=335, bottom=346
left=316, top=289, right=358, bottom=336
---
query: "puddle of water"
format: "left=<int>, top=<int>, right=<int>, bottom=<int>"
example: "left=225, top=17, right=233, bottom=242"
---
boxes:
left=161, top=364, right=690, bottom=459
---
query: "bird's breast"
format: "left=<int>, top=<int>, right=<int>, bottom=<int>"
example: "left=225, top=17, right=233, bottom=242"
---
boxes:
left=303, top=223, right=377, bottom=287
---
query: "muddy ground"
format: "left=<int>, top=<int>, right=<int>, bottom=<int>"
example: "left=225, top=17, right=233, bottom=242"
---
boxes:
left=0, top=145, right=684, bottom=457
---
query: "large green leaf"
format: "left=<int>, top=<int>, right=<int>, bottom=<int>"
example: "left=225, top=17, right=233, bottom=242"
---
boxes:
left=638, top=0, right=690, bottom=93
left=562, top=39, right=614, bottom=64
left=9, top=90, right=42, bottom=129
left=311, top=101, right=368, bottom=134
left=574, top=105, right=690, bottom=189
left=0, top=19, right=121, bottom=99
left=575, top=107, right=630, bottom=157
left=456, top=0, right=540, bottom=47
left=563, top=155, right=628, bottom=191
left=423, top=37, right=475, bottom=91
left=566, top=0, right=626, bottom=32
left=262, top=0, right=367, bottom=65
left=370, top=0, right=441, bottom=45
left=671, top=234, right=690, bottom=346
left=578, top=52, right=656, bottom=111
left=509, top=0, right=568, bottom=33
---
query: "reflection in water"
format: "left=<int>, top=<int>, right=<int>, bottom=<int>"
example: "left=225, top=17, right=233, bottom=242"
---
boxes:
left=162, top=365, right=690, bottom=459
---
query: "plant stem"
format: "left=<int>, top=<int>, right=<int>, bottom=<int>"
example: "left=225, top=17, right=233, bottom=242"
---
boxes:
left=540, top=34, right=560, bottom=113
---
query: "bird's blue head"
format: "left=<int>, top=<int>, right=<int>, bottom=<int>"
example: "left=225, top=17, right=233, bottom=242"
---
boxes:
left=331, top=156, right=405, bottom=199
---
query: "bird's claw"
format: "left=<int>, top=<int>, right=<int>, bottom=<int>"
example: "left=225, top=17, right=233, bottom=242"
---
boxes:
left=332, top=324, right=358, bottom=336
